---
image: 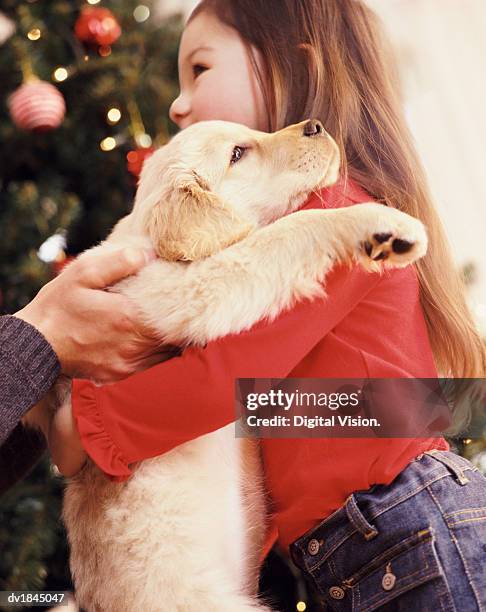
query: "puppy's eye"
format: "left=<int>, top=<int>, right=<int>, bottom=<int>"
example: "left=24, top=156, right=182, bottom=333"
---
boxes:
left=192, top=64, right=208, bottom=79
left=230, top=146, right=246, bottom=165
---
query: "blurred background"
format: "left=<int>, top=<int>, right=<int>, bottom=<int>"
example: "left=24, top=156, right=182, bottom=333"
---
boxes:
left=0, top=1, right=485, bottom=611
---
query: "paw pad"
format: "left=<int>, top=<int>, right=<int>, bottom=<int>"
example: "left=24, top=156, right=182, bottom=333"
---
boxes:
left=363, top=234, right=416, bottom=263
left=391, top=238, right=413, bottom=254
left=373, top=233, right=392, bottom=244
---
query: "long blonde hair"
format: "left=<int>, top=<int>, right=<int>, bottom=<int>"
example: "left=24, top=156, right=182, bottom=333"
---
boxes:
left=190, top=0, right=486, bottom=378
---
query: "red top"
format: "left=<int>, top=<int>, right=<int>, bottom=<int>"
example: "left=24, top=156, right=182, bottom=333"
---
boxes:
left=72, top=178, right=447, bottom=558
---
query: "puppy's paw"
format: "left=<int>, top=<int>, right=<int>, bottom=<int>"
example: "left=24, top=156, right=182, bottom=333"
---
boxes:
left=354, top=204, right=428, bottom=272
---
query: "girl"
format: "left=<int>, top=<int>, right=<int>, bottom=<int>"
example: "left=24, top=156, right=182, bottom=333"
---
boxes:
left=53, top=0, right=486, bottom=609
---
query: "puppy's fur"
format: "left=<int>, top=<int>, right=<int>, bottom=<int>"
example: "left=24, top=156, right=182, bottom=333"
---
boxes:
left=27, top=120, right=427, bottom=611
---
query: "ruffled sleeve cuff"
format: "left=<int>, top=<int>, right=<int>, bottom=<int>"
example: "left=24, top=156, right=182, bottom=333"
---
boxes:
left=72, top=379, right=133, bottom=482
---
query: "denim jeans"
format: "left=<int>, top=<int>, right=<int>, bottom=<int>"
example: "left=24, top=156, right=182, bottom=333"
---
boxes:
left=289, top=450, right=486, bottom=611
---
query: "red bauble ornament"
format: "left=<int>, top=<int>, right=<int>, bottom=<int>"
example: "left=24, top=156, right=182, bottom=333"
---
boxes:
left=8, top=80, right=66, bottom=132
left=74, top=7, right=121, bottom=47
left=127, top=147, right=155, bottom=177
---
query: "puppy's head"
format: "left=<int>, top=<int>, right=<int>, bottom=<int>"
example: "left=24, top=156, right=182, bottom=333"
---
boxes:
left=133, top=119, right=340, bottom=261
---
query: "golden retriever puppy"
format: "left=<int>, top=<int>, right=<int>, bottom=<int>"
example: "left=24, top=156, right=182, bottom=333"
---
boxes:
left=39, top=119, right=427, bottom=612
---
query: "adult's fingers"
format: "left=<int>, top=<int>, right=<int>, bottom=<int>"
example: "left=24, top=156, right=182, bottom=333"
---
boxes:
left=138, top=355, right=173, bottom=372
left=75, top=247, right=157, bottom=289
left=90, top=347, right=182, bottom=384
left=132, top=347, right=183, bottom=373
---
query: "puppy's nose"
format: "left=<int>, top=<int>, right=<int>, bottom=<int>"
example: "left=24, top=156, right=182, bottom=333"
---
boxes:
left=303, top=119, right=324, bottom=137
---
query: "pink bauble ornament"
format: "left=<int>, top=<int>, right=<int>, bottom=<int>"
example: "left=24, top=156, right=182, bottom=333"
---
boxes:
left=8, top=80, right=66, bottom=132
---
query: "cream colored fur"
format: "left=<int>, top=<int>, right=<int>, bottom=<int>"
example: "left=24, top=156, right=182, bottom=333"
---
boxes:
left=31, top=120, right=428, bottom=611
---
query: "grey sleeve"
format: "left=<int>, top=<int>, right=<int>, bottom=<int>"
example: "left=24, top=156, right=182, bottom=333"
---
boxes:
left=0, top=315, right=60, bottom=446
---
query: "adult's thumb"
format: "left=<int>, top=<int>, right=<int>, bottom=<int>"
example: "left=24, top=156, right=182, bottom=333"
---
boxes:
left=76, top=247, right=157, bottom=289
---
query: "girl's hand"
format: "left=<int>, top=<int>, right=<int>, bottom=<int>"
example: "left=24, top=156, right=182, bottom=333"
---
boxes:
left=48, top=398, right=87, bottom=478
left=49, top=342, right=180, bottom=477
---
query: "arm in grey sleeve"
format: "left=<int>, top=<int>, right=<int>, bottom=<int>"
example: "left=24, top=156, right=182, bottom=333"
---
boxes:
left=0, top=315, right=60, bottom=446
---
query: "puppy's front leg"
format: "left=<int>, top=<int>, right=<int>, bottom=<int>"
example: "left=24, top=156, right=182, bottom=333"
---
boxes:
left=115, top=203, right=427, bottom=347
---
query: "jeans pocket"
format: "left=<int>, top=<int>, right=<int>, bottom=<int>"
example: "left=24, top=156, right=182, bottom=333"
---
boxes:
left=445, top=505, right=486, bottom=608
left=316, top=527, right=455, bottom=611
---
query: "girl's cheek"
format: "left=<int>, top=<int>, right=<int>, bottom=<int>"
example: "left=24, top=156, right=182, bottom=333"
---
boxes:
left=190, top=77, right=260, bottom=128
left=193, top=88, right=225, bottom=121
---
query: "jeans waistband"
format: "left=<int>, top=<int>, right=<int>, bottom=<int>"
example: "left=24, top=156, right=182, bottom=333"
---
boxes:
left=289, top=450, right=478, bottom=574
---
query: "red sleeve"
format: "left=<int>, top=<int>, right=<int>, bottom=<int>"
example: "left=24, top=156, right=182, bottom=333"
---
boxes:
left=72, top=263, right=382, bottom=481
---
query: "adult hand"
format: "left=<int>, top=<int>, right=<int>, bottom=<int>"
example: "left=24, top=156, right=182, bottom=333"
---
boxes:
left=15, top=247, right=179, bottom=384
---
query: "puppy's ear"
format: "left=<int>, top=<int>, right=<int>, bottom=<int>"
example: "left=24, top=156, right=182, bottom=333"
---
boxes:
left=145, top=172, right=254, bottom=261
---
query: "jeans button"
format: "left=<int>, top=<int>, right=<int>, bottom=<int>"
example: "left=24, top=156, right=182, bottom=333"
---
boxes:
left=329, top=586, right=345, bottom=600
left=382, top=564, right=397, bottom=591
left=382, top=572, right=396, bottom=590
left=307, top=538, right=321, bottom=555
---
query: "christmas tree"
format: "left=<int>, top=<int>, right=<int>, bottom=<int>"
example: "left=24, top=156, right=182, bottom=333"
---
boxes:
left=0, top=0, right=182, bottom=314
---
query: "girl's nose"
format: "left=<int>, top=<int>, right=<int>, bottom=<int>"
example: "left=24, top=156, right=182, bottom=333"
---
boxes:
left=169, top=94, right=190, bottom=127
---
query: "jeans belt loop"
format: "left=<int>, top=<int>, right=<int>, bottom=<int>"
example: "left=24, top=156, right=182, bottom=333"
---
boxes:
left=425, top=450, right=470, bottom=485
left=345, top=494, right=379, bottom=540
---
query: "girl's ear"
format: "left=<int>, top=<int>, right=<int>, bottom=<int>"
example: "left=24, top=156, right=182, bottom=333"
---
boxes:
left=144, top=172, right=254, bottom=261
